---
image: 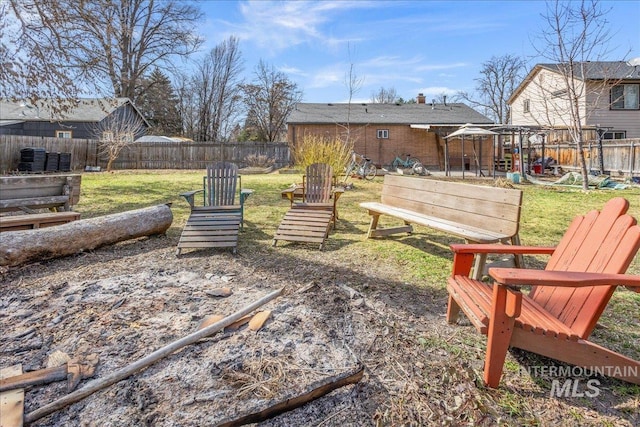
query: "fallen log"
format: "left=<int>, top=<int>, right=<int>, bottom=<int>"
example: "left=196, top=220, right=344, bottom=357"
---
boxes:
left=0, top=204, right=173, bottom=267
left=24, top=287, right=284, bottom=425
left=217, top=363, right=365, bottom=427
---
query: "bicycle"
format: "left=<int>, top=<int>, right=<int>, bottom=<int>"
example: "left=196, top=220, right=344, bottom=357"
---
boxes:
left=390, top=153, right=427, bottom=175
left=345, top=151, right=377, bottom=181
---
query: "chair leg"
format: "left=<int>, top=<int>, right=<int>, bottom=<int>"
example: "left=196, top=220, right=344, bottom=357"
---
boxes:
left=484, top=285, right=518, bottom=388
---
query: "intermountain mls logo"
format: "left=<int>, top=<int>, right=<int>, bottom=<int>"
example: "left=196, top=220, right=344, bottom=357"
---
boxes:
left=520, top=365, right=638, bottom=398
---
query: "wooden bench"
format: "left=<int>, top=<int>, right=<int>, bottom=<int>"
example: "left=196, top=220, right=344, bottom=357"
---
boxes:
left=0, top=211, right=81, bottom=232
left=0, top=174, right=81, bottom=213
left=360, top=174, right=523, bottom=278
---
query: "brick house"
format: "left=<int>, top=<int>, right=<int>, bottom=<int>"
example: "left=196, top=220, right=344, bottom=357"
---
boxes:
left=287, top=94, right=494, bottom=171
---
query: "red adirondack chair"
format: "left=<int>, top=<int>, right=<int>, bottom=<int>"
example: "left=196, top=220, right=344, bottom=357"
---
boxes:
left=446, top=197, right=640, bottom=388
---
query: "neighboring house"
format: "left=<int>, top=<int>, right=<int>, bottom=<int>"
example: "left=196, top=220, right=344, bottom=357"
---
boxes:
left=287, top=94, right=494, bottom=171
left=0, top=98, right=149, bottom=140
left=509, top=60, right=640, bottom=140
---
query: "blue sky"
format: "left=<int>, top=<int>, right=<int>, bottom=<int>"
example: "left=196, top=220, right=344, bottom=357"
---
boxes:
left=197, top=0, right=640, bottom=104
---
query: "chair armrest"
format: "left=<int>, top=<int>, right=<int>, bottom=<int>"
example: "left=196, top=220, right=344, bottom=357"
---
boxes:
left=281, top=184, right=302, bottom=204
left=489, top=268, right=640, bottom=291
left=450, top=243, right=555, bottom=277
left=240, top=189, right=254, bottom=205
left=180, top=189, right=204, bottom=208
left=332, top=187, right=345, bottom=201
left=450, top=243, right=556, bottom=255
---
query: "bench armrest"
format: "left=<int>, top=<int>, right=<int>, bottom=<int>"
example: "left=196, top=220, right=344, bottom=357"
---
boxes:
left=180, top=189, right=204, bottom=208
left=489, top=268, right=640, bottom=292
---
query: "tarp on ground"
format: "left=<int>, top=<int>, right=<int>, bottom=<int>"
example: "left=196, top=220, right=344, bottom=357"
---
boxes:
left=525, top=172, right=630, bottom=189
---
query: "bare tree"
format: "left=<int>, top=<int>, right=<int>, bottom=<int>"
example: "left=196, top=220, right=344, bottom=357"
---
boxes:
left=532, top=0, right=617, bottom=190
left=459, top=54, right=527, bottom=124
left=174, top=72, right=198, bottom=140
left=241, top=60, right=303, bottom=142
left=342, top=46, right=364, bottom=145
left=191, top=37, right=244, bottom=142
left=370, top=87, right=398, bottom=103
left=94, top=108, right=146, bottom=171
left=6, top=0, right=203, bottom=105
left=1, top=2, right=82, bottom=111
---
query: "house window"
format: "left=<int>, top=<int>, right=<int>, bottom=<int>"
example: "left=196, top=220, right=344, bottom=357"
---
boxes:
left=611, top=84, right=639, bottom=109
left=551, top=89, right=568, bottom=98
left=603, top=131, right=626, bottom=140
left=377, top=129, right=389, bottom=139
left=56, top=130, right=72, bottom=138
left=523, top=99, right=530, bottom=113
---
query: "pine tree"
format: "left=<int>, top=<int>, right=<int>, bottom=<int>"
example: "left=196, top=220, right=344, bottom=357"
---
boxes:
left=137, top=69, right=183, bottom=136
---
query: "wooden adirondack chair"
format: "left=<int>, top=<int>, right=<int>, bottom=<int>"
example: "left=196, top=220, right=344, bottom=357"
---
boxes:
left=176, top=162, right=253, bottom=255
left=446, top=197, right=640, bottom=388
left=273, top=163, right=342, bottom=249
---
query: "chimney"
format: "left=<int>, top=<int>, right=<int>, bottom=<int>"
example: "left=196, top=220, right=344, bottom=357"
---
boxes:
left=417, top=93, right=426, bottom=104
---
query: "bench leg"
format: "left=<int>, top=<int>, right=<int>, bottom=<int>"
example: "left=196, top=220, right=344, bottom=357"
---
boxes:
left=472, top=253, right=487, bottom=280
left=446, top=295, right=461, bottom=323
left=466, top=239, right=486, bottom=280
left=511, top=234, right=524, bottom=268
left=404, top=221, right=412, bottom=234
left=367, top=215, right=380, bottom=238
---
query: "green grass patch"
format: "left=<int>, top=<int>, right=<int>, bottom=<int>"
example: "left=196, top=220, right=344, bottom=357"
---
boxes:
left=74, top=171, right=640, bottom=363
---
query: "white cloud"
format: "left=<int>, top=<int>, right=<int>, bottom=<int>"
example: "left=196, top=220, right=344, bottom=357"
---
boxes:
left=278, top=65, right=306, bottom=76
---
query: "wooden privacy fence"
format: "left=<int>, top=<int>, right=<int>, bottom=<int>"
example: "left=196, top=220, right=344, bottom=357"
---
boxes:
left=112, top=141, right=290, bottom=170
left=0, top=136, right=290, bottom=172
left=531, top=139, right=639, bottom=176
left=0, top=135, right=98, bottom=173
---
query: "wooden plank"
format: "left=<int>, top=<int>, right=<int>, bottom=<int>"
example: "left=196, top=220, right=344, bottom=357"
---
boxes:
left=273, top=208, right=332, bottom=248
left=0, top=174, right=81, bottom=206
left=377, top=175, right=522, bottom=235
left=361, top=202, right=508, bottom=242
left=0, top=365, right=24, bottom=427
left=0, top=212, right=80, bottom=232
left=0, top=195, right=70, bottom=211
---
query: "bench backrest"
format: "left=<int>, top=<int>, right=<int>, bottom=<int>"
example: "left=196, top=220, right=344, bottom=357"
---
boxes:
left=204, top=162, right=239, bottom=207
left=530, top=197, right=640, bottom=339
left=380, top=174, right=522, bottom=238
left=0, top=174, right=81, bottom=211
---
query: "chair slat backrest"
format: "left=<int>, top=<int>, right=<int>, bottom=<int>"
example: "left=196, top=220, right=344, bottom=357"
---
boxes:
left=204, top=162, right=239, bottom=207
left=530, top=197, right=640, bottom=339
left=303, top=163, right=333, bottom=203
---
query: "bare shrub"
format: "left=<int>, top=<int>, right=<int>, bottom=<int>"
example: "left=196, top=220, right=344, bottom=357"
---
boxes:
left=290, top=134, right=353, bottom=177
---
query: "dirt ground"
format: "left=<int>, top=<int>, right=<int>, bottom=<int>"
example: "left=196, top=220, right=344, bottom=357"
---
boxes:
left=1, top=228, right=638, bottom=426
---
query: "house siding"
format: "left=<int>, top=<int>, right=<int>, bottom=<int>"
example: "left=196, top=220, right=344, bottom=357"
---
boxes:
left=510, top=68, right=588, bottom=128
left=0, top=100, right=148, bottom=139
left=510, top=64, right=640, bottom=139
left=587, top=81, right=640, bottom=138
left=0, top=120, right=99, bottom=139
